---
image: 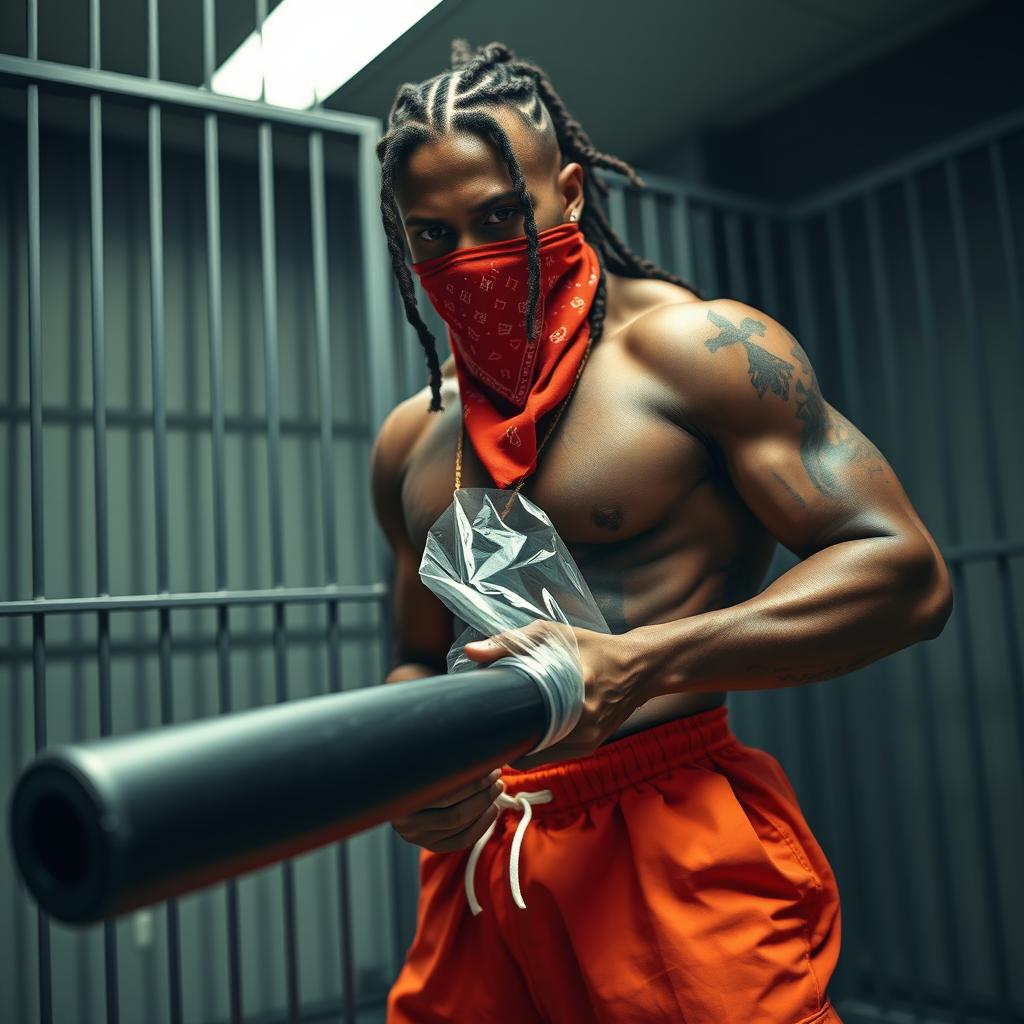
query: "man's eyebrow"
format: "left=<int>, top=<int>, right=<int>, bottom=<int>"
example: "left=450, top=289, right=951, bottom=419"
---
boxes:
left=404, top=189, right=525, bottom=226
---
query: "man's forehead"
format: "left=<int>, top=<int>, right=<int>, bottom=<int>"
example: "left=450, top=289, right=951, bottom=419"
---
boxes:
left=394, top=107, right=559, bottom=207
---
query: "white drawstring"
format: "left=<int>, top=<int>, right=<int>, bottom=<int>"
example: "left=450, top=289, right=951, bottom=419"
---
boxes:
left=464, top=788, right=553, bottom=916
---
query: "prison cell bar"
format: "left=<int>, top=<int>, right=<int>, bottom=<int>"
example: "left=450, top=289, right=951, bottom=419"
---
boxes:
left=937, top=161, right=1011, bottom=1015
left=780, top=218, right=862, bottom=999
left=309, top=128, right=359, bottom=1024
left=2, top=4, right=399, bottom=1020
left=861, top=190, right=927, bottom=1018
left=86, top=3, right=124, bottom=1022
left=825, top=207, right=892, bottom=1004
left=24, top=0, right=52, bottom=1020
left=987, top=141, right=1024, bottom=765
left=6, top=19, right=1024, bottom=1013
left=639, top=191, right=662, bottom=268
left=904, top=174, right=972, bottom=1021
left=255, top=41, right=304, bottom=1024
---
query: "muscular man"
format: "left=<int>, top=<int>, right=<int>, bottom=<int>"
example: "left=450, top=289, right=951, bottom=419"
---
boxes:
left=370, top=39, right=952, bottom=1024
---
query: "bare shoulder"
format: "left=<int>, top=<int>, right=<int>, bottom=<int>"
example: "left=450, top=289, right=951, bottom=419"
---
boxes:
left=626, top=297, right=806, bottom=430
left=372, top=369, right=457, bottom=470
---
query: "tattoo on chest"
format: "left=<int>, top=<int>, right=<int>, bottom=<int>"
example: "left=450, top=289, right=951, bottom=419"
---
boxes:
left=705, top=310, right=888, bottom=500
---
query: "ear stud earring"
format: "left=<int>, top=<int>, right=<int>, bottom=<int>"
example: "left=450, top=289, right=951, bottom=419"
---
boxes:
left=569, top=211, right=577, bottom=222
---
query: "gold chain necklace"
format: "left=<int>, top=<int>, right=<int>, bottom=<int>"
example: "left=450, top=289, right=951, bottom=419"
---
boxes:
left=455, top=333, right=594, bottom=520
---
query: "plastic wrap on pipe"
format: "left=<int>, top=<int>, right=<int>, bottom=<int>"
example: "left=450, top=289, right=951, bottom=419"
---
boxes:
left=419, top=488, right=610, bottom=754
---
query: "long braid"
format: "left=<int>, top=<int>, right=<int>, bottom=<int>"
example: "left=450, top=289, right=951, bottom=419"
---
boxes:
left=377, top=38, right=701, bottom=413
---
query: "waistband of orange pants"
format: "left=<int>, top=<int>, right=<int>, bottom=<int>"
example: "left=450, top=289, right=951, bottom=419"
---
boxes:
left=499, top=704, right=737, bottom=815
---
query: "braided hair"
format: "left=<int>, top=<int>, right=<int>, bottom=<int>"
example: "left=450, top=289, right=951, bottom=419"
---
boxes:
left=376, top=38, right=701, bottom=413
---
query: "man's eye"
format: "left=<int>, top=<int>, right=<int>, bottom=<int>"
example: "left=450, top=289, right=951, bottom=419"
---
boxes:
left=417, top=225, right=447, bottom=242
left=485, top=207, right=519, bottom=225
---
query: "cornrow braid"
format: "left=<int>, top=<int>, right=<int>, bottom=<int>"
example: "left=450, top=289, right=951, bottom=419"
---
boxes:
left=377, top=38, right=702, bottom=413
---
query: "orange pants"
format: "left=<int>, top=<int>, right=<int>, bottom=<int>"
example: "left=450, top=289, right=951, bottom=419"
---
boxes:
left=387, top=705, right=843, bottom=1023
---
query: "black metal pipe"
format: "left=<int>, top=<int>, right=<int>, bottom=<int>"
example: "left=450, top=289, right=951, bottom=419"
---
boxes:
left=9, top=664, right=548, bottom=926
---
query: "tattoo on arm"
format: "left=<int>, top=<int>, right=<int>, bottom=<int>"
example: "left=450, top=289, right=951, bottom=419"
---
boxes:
left=771, top=470, right=807, bottom=508
left=705, top=309, right=888, bottom=499
left=705, top=309, right=794, bottom=400
left=771, top=647, right=887, bottom=685
left=795, top=382, right=887, bottom=496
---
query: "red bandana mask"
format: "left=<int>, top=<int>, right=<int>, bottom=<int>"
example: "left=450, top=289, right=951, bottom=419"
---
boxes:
left=412, top=221, right=600, bottom=489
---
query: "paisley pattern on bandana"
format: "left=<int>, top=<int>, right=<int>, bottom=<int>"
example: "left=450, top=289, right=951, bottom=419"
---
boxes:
left=413, top=222, right=600, bottom=488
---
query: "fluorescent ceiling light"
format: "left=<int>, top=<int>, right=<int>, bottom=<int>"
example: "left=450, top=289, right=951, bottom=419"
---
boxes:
left=212, top=0, right=445, bottom=109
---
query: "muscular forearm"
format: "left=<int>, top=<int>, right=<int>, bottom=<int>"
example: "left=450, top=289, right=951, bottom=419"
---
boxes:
left=625, top=535, right=951, bottom=699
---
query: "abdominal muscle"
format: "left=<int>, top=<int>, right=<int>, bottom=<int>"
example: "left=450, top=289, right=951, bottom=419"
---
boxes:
left=610, top=689, right=726, bottom=741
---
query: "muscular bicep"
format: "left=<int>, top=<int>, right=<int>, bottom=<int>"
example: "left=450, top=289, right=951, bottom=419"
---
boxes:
left=703, top=302, right=927, bottom=557
left=725, top=386, right=908, bottom=558
left=638, top=300, right=932, bottom=560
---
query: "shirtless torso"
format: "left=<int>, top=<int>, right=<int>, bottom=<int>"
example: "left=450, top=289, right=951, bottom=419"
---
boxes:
left=378, top=270, right=780, bottom=762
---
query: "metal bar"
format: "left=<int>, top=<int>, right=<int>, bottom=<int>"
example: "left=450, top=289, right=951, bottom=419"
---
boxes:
left=722, top=212, right=748, bottom=302
left=257, top=114, right=302, bottom=1022
left=26, top=36, right=42, bottom=605
left=792, top=106, right=1024, bottom=218
left=203, top=18, right=243, bottom=1024
left=753, top=217, right=779, bottom=316
left=144, top=45, right=181, bottom=1020
left=824, top=208, right=865, bottom=420
left=197, top=2, right=243, bottom=1015
left=943, top=158, right=1016, bottom=1018
left=787, top=220, right=819, bottom=360
left=691, top=206, right=718, bottom=299
left=639, top=191, right=662, bottom=267
left=783, top=215, right=856, bottom=994
left=310, top=132, right=338, bottom=585
left=357, top=109, right=403, bottom=1019
left=358, top=121, right=399, bottom=439
left=201, top=2, right=242, bottom=1017
left=955, top=152, right=1024, bottom=770
left=863, top=194, right=904, bottom=471
left=0, top=54, right=378, bottom=135
left=988, top=141, right=1024, bottom=769
left=355, top=115, right=409, bottom=973
left=607, top=185, right=627, bottom=242
left=824, top=204, right=891, bottom=1007
left=308, top=130, right=356, bottom=1023
left=259, top=125, right=285, bottom=586
left=624, top=168, right=783, bottom=218
left=1, top=621, right=381, bottom=666
left=904, top=173, right=968, bottom=1020
left=205, top=121, right=228, bottom=590
left=0, top=402, right=371, bottom=438
left=147, top=0, right=158, bottom=79
left=25, top=2, right=51, bottom=1019
left=990, top=141, right=1024, bottom=354
left=90, top=0, right=107, bottom=602
left=862, top=188, right=927, bottom=1018
left=0, top=583, right=389, bottom=617
left=668, top=191, right=695, bottom=285
left=88, top=4, right=120, bottom=1019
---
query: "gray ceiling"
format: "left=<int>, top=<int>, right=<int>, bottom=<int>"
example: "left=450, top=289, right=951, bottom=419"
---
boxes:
left=0, top=0, right=988, bottom=165
left=324, top=0, right=987, bottom=163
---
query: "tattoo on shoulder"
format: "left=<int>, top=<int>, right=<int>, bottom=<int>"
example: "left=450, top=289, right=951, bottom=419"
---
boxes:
left=705, top=309, right=888, bottom=499
left=705, top=309, right=793, bottom=401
